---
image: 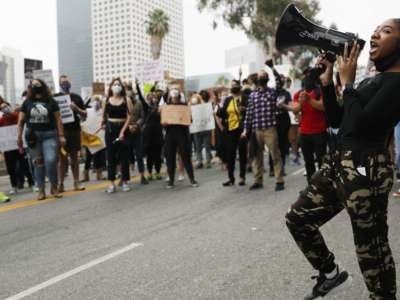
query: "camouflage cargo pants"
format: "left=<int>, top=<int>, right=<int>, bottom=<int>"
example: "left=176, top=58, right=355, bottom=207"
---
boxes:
left=286, top=151, right=396, bottom=299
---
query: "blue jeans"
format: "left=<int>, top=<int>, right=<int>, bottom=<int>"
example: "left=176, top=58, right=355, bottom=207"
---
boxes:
left=395, top=122, right=400, bottom=171
left=194, top=131, right=212, bottom=165
left=26, top=130, right=59, bottom=189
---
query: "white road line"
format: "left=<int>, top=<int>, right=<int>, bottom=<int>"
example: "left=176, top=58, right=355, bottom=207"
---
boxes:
left=291, top=168, right=305, bottom=176
left=6, top=242, right=143, bottom=300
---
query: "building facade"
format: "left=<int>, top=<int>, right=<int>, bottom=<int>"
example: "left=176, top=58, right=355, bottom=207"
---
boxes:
left=57, top=0, right=93, bottom=94
left=92, top=0, right=184, bottom=84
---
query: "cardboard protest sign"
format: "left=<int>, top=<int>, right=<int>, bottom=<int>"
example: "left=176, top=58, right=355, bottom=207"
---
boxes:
left=54, top=95, right=75, bottom=124
left=92, top=82, right=105, bottom=95
left=33, top=69, right=56, bottom=92
left=161, top=105, right=191, bottom=126
left=190, top=103, right=215, bottom=134
left=135, top=60, right=164, bottom=83
left=0, top=125, right=19, bottom=152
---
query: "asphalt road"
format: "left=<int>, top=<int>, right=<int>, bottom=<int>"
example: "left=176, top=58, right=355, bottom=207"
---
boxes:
left=1, top=161, right=400, bottom=300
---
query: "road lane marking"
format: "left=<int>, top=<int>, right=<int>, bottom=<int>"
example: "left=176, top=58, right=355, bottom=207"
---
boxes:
left=290, top=168, right=305, bottom=176
left=0, top=173, right=152, bottom=214
left=5, top=242, right=143, bottom=300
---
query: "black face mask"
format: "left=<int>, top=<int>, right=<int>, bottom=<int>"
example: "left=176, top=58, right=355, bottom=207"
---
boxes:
left=231, top=86, right=241, bottom=94
left=31, top=85, right=45, bottom=95
left=257, top=77, right=269, bottom=87
left=374, top=46, right=400, bottom=72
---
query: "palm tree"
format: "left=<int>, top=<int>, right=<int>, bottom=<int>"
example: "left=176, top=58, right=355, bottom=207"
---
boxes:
left=146, top=9, right=170, bottom=60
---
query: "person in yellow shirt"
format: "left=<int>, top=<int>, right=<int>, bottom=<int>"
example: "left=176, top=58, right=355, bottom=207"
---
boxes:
left=217, top=80, right=248, bottom=186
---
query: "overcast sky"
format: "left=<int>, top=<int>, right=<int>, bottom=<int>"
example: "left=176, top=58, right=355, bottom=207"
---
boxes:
left=0, top=0, right=399, bottom=77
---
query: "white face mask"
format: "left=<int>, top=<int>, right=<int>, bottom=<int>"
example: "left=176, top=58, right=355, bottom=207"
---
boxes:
left=112, top=85, right=122, bottom=96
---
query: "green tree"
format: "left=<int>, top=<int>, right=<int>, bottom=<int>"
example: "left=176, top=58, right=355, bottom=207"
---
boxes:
left=198, top=0, right=320, bottom=63
left=215, top=75, right=229, bottom=86
left=146, top=9, right=170, bottom=60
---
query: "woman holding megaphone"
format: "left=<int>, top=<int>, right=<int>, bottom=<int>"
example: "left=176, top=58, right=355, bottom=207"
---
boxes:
left=286, top=19, right=400, bottom=300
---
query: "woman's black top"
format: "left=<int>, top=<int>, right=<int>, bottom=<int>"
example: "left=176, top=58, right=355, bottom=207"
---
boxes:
left=105, top=100, right=127, bottom=119
left=322, top=72, right=400, bottom=151
left=21, top=98, right=60, bottom=131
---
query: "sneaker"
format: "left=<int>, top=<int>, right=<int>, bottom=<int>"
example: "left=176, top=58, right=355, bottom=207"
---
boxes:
left=275, top=182, right=285, bottom=192
left=74, top=182, right=85, bottom=191
left=155, top=173, right=162, bottom=180
left=147, top=174, right=154, bottom=181
left=249, top=183, right=263, bottom=191
left=190, top=180, right=199, bottom=187
left=122, top=182, right=131, bottom=192
left=32, top=186, right=39, bottom=193
left=165, top=176, right=170, bottom=182
left=238, top=179, right=246, bottom=186
left=141, top=176, right=149, bottom=185
left=166, top=183, right=175, bottom=189
left=304, top=266, right=349, bottom=300
left=178, top=174, right=185, bottom=182
left=106, top=185, right=117, bottom=194
left=8, top=188, right=17, bottom=195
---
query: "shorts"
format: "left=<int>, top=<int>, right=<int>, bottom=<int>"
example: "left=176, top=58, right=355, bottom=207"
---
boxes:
left=64, top=129, right=82, bottom=153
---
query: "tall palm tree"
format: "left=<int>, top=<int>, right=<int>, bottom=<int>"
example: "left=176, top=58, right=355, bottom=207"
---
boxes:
left=146, top=9, right=170, bottom=60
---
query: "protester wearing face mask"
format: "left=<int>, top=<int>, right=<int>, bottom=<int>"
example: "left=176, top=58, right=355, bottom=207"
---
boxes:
left=0, top=96, right=34, bottom=196
left=269, top=75, right=292, bottom=177
left=217, top=80, right=248, bottom=186
left=163, top=89, right=198, bottom=189
left=102, top=78, right=133, bottom=193
left=136, top=81, right=164, bottom=180
left=17, top=79, right=65, bottom=200
left=283, top=69, right=328, bottom=182
left=193, top=90, right=213, bottom=169
left=241, top=71, right=285, bottom=191
left=55, top=75, right=87, bottom=192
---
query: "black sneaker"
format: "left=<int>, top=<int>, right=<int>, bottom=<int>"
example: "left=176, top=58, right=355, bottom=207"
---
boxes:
left=196, top=163, right=204, bottom=169
left=304, top=267, right=349, bottom=300
left=275, top=182, right=285, bottom=191
left=190, top=180, right=199, bottom=187
left=166, top=183, right=175, bottom=189
left=249, top=183, right=263, bottom=190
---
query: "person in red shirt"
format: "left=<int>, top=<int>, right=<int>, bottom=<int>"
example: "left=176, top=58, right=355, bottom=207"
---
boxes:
left=0, top=96, right=34, bottom=195
left=279, top=69, right=328, bottom=182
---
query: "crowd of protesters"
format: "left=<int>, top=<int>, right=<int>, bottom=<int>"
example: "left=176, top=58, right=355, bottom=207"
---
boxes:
left=0, top=62, right=398, bottom=202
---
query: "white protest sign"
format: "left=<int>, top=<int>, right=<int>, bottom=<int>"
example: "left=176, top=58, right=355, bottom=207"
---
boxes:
left=81, top=87, right=93, bottom=100
left=54, top=95, right=75, bottom=124
left=135, top=60, right=164, bottom=83
left=0, top=125, right=19, bottom=152
left=33, top=69, right=56, bottom=92
left=190, top=103, right=215, bottom=134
